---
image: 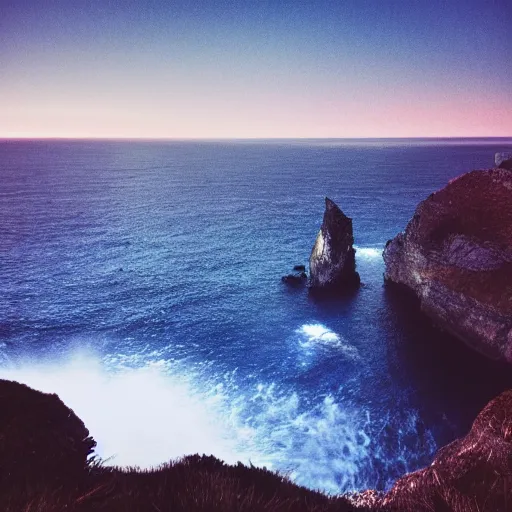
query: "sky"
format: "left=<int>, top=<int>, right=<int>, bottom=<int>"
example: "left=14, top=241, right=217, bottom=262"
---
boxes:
left=1, top=0, right=511, bottom=138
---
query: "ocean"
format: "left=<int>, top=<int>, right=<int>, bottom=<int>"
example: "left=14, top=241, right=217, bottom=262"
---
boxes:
left=1, top=138, right=512, bottom=493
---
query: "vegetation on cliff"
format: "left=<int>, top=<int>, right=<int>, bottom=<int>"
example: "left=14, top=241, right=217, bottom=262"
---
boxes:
left=0, top=380, right=362, bottom=512
left=1, top=379, right=512, bottom=511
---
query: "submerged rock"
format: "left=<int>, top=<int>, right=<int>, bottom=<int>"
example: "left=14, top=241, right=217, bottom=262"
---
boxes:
left=309, top=198, right=360, bottom=290
left=282, top=264, right=307, bottom=286
left=495, top=152, right=512, bottom=170
left=383, top=390, right=512, bottom=511
left=384, top=168, right=512, bottom=362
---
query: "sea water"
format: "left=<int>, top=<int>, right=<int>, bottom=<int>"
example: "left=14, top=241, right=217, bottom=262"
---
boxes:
left=1, top=138, right=512, bottom=493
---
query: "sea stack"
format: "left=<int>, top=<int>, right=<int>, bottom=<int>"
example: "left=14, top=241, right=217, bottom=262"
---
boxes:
left=383, top=168, right=512, bottom=363
left=309, top=197, right=360, bottom=291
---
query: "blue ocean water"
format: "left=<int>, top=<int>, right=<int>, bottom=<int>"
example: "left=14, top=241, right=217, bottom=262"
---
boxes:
left=1, top=138, right=512, bottom=493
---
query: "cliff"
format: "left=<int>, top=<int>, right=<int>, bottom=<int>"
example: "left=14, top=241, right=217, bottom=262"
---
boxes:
left=1, top=378, right=511, bottom=511
left=383, top=390, right=512, bottom=511
left=383, top=168, right=512, bottom=363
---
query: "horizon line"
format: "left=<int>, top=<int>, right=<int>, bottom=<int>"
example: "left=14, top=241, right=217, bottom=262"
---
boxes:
left=1, top=135, right=511, bottom=142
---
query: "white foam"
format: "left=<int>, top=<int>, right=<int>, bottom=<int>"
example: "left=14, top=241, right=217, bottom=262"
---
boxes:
left=296, top=323, right=359, bottom=360
left=0, top=349, right=372, bottom=492
left=299, top=323, right=340, bottom=343
left=354, top=246, right=383, bottom=259
left=0, top=348, right=436, bottom=494
left=0, top=352, right=241, bottom=467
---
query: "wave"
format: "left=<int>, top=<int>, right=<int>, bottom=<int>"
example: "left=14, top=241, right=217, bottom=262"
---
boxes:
left=0, top=348, right=436, bottom=493
left=295, top=323, right=360, bottom=360
left=354, top=246, right=383, bottom=260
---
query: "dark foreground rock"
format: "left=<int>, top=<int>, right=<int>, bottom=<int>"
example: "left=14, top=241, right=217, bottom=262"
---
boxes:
left=496, top=152, right=512, bottom=170
left=0, top=379, right=95, bottom=487
left=309, top=197, right=360, bottom=291
left=382, top=390, right=512, bottom=511
left=383, top=168, right=512, bottom=363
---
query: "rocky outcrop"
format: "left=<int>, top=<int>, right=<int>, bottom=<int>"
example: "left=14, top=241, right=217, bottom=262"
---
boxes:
left=282, top=271, right=308, bottom=285
left=309, top=198, right=360, bottom=290
left=382, top=390, right=512, bottom=511
left=496, top=152, right=512, bottom=170
left=282, top=264, right=308, bottom=286
left=383, top=168, right=512, bottom=363
left=0, top=379, right=95, bottom=490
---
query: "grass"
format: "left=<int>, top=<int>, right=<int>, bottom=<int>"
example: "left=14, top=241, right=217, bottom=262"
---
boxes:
left=2, top=379, right=512, bottom=511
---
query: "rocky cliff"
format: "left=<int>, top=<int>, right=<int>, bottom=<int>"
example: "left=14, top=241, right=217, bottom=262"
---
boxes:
left=1, top=378, right=511, bottom=511
left=309, top=197, right=360, bottom=291
left=0, top=379, right=362, bottom=512
left=383, top=389, right=512, bottom=511
left=383, top=168, right=512, bottom=363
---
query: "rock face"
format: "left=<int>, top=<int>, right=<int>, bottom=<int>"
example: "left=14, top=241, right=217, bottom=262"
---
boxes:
left=496, top=152, right=512, bottom=170
left=0, top=379, right=95, bottom=487
left=383, top=390, right=512, bottom=511
left=309, top=198, right=360, bottom=290
left=384, top=169, right=512, bottom=362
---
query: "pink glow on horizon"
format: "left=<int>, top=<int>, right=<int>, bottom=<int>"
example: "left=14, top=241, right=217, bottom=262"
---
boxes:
left=2, top=96, right=510, bottom=139
left=1, top=75, right=511, bottom=139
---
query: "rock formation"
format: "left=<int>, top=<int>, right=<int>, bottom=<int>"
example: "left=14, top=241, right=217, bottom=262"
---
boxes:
left=282, top=264, right=308, bottom=286
left=384, top=168, right=512, bottom=362
left=496, top=152, right=512, bottom=170
left=382, top=389, right=512, bottom=511
left=309, top=197, right=360, bottom=290
left=0, top=380, right=362, bottom=512
left=282, top=270, right=308, bottom=285
left=0, top=379, right=95, bottom=488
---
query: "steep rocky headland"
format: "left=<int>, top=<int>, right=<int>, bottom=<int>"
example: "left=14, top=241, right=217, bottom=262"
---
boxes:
left=1, top=379, right=511, bottom=511
left=309, top=197, right=360, bottom=291
left=383, top=167, right=512, bottom=363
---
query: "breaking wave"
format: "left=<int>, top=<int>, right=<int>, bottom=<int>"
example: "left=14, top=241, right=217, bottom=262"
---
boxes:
left=0, top=346, right=436, bottom=493
left=355, top=246, right=383, bottom=260
left=295, top=323, right=360, bottom=360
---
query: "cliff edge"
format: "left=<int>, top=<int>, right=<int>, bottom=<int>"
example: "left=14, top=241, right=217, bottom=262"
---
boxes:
left=1, top=379, right=511, bottom=510
left=383, top=168, right=512, bottom=363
